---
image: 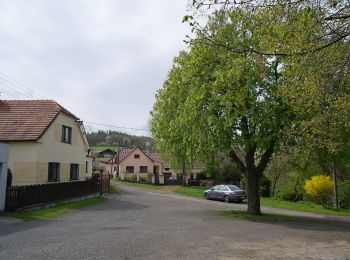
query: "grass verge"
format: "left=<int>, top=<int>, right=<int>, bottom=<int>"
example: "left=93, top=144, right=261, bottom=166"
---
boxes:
left=174, top=186, right=207, bottom=199
left=6, top=197, right=106, bottom=221
left=109, top=185, right=121, bottom=195
left=261, top=197, right=350, bottom=217
left=112, top=180, right=164, bottom=190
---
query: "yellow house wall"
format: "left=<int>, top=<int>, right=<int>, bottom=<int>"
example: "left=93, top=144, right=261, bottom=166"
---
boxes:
left=8, top=112, right=92, bottom=185
left=119, top=148, right=154, bottom=176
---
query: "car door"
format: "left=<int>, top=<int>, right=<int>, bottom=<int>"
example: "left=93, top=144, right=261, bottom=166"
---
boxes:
left=218, top=186, right=226, bottom=199
left=211, top=186, right=220, bottom=198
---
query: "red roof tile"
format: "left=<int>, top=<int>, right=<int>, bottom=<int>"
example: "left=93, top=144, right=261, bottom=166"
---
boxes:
left=0, top=100, right=78, bottom=141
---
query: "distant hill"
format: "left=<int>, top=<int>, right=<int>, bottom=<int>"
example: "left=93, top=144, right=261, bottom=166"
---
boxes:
left=87, top=130, right=155, bottom=153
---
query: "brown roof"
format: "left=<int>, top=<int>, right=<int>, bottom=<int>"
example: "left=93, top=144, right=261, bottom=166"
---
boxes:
left=106, top=147, right=154, bottom=164
left=0, top=100, right=78, bottom=141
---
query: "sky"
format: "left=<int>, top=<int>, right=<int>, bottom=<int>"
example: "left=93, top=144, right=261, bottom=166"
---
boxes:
left=0, top=0, right=191, bottom=137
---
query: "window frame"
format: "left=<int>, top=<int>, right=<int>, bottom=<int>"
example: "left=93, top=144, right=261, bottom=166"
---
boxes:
left=70, top=164, right=79, bottom=181
left=140, top=166, right=148, bottom=173
left=61, top=125, right=72, bottom=144
left=48, top=162, right=60, bottom=182
left=126, top=166, right=134, bottom=173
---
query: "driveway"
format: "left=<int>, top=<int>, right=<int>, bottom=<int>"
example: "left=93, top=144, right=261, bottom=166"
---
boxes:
left=0, top=184, right=350, bottom=260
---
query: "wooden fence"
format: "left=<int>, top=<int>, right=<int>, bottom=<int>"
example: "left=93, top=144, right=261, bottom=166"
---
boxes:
left=5, top=177, right=108, bottom=211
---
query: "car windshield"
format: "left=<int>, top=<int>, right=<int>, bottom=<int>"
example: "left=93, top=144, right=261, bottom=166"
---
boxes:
left=227, top=185, right=240, bottom=191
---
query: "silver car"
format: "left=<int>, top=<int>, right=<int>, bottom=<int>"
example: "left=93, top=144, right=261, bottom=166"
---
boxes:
left=204, top=185, right=246, bottom=203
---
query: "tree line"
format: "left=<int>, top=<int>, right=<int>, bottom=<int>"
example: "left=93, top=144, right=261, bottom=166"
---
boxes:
left=87, top=130, right=155, bottom=152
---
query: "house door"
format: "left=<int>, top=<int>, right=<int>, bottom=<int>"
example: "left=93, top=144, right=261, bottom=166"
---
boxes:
left=153, top=166, right=159, bottom=185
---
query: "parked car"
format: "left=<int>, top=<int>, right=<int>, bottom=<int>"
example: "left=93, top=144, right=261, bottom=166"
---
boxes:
left=204, top=185, right=246, bottom=203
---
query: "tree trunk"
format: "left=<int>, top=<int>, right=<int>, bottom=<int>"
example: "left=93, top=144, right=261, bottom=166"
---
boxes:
left=247, top=170, right=261, bottom=215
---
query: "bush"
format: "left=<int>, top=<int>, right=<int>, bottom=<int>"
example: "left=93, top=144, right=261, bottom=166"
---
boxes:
left=238, top=175, right=270, bottom=197
left=259, top=175, right=271, bottom=197
left=196, top=172, right=207, bottom=180
left=277, top=171, right=304, bottom=202
left=131, top=174, right=137, bottom=181
left=147, top=173, right=153, bottom=183
left=304, top=175, right=334, bottom=208
left=338, top=180, right=350, bottom=209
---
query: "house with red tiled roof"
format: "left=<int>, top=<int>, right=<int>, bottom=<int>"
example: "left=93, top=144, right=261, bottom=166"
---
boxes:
left=105, top=147, right=204, bottom=184
left=0, top=100, right=92, bottom=185
left=105, top=147, right=164, bottom=184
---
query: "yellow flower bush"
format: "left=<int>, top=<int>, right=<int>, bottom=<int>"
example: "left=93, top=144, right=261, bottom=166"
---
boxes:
left=304, top=175, right=334, bottom=208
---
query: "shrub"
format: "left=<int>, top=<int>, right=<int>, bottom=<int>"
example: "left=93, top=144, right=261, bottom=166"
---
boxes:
left=147, top=173, right=153, bottom=183
left=238, top=175, right=270, bottom=197
left=304, top=175, right=334, bottom=208
left=277, top=171, right=304, bottom=202
left=196, top=172, right=207, bottom=180
left=338, top=180, right=350, bottom=209
left=259, top=175, right=271, bottom=197
left=131, top=174, right=137, bottom=181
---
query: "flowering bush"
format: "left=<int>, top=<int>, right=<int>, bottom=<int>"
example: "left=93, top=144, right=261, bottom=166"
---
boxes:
left=304, top=175, right=334, bottom=208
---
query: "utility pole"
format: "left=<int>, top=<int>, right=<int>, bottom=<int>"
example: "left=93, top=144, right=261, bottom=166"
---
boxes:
left=332, top=151, right=339, bottom=209
left=116, top=145, right=120, bottom=179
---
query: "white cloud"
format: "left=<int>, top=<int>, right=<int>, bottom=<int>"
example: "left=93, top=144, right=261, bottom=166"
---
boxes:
left=0, top=0, right=190, bottom=136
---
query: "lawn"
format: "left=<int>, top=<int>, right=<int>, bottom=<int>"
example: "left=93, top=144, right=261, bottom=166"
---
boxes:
left=261, top=197, right=350, bottom=217
left=174, top=186, right=207, bottom=199
left=6, top=197, right=106, bottom=220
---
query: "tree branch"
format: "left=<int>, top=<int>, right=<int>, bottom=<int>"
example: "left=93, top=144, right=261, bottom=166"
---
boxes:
left=256, top=140, right=275, bottom=176
left=229, top=149, right=247, bottom=174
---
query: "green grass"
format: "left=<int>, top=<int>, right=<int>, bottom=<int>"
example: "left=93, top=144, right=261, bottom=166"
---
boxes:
left=174, top=186, right=207, bottom=199
left=6, top=197, right=106, bottom=220
left=113, top=180, right=164, bottom=190
left=109, top=185, right=121, bottom=195
left=261, top=197, right=350, bottom=217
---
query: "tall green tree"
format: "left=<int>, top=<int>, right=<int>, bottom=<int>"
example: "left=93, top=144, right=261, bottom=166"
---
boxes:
left=152, top=4, right=349, bottom=214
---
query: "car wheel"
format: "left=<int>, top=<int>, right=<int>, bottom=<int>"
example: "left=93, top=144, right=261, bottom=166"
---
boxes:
left=205, top=193, right=210, bottom=200
left=224, top=195, right=230, bottom=203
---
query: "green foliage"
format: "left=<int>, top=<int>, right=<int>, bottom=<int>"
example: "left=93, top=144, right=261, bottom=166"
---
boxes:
left=338, top=180, right=350, bottom=209
left=87, top=130, right=155, bottom=152
left=147, top=173, right=153, bottom=183
left=277, top=171, right=305, bottom=202
left=259, top=175, right=271, bottom=197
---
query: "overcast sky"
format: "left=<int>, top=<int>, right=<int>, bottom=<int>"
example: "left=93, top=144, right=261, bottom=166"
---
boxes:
left=0, top=0, right=191, bottom=136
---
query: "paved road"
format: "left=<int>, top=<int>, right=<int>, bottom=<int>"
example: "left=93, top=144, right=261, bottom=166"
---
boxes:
left=0, top=184, right=350, bottom=260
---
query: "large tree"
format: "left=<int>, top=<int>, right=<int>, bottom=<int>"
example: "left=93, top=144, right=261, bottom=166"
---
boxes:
left=152, top=4, right=349, bottom=215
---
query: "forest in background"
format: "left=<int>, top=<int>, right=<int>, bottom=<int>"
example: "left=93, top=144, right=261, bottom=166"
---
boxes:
left=87, top=130, right=155, bottom=152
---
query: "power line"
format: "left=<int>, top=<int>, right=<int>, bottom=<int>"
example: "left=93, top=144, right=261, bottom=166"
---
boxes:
left=84, top=121, right=149, bottom=132
left=0, top=71, right=46, bottom=99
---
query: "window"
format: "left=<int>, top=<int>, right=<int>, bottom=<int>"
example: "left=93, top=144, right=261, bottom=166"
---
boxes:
left=134, top=154, right=140, bottom=159
left=164, top=167, right=170, bottom=171
left=61, top=125, right=72, bottom=144
left=48, top=163, right=60, bottom=182
left=126, top=166, right=134, bottom=173
left=85, top=161, right=89, bottom=173
left=140, top=166, right=148, bottom=173
left=70, top=164, right=79, bottom=180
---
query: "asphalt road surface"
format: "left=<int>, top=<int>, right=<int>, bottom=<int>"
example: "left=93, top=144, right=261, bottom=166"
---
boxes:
left=1, top=184, right=350, bottom=260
